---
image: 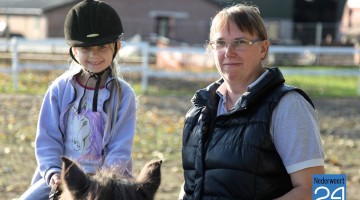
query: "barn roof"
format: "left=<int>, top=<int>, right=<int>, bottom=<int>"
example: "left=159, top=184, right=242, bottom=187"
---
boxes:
left=0, top=0, right=76, bottom=15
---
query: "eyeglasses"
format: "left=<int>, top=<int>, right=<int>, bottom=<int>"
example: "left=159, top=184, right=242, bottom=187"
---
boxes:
left=209, top=38, right=263, bottom=51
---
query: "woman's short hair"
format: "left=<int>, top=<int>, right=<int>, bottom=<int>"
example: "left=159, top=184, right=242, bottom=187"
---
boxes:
left=209, top=4, right=268, bottom=42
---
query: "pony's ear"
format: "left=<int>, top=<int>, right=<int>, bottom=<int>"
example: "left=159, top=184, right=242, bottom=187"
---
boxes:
left=136, top=160, right=162, bottom=199
left=137, top=159, right=162, bottom=183
left=61, top=156, right=90, bottom=195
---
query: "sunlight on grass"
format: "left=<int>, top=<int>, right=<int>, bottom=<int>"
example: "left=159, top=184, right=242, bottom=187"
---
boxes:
left=285, top=75, right=358, bottom=97
left=0, top=66, right=359, bottom=97
left=0, top=70, right=61, bottom=94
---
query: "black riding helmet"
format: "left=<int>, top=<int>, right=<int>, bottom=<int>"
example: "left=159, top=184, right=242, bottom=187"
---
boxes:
left=64, top=0, right=123, bottom=47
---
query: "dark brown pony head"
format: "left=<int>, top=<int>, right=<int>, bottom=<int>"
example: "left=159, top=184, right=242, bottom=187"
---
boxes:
left=60, top=157, right=162, bottom=200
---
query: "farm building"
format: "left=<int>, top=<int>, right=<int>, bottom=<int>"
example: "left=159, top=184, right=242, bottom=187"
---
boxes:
left=0, top=0, right=355, bottom=46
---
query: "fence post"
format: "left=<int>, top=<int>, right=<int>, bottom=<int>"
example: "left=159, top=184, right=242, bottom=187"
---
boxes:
left=10, top=37, right=19, bottom=92
left=354, top=43, right=360, bottom=96
left=140, top=42, right=149, bottom=92
left=358, top=67, right=360, bottom=96
left=315, top=22, right=322, bottom=46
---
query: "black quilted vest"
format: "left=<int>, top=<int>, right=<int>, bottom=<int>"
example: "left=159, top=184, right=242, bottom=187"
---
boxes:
left=182, top=67, right=314, bottom=200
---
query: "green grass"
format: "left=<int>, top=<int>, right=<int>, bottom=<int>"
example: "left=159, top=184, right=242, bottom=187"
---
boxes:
left=0, top=66, right=359, bottom=97
left=285, top=75, right=358, bottom=97
left=0, top=70, right=61, bottom=94
left=280, top=66, right=359, bottom=97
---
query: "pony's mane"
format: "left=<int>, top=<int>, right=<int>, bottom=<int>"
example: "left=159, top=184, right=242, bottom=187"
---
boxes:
left=60, top=157, right=162, bottom=200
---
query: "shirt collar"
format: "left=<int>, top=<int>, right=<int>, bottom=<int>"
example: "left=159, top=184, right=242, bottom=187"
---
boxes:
left=216, top=69, right=270, bottom=99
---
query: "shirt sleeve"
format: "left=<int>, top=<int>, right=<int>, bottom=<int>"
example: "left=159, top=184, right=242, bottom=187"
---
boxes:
left=271, top=91, right=324, bottom=174
left=35, top=84, right=64, bottom=185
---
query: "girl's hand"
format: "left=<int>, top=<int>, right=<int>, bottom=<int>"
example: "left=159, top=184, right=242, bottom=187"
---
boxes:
left=50, top=173, right=61, bottom=189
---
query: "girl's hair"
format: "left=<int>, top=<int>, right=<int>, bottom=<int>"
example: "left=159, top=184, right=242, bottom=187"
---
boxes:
left=105, top=52, right=122, bottom=139
left=207, top=4, right=269, bottom=66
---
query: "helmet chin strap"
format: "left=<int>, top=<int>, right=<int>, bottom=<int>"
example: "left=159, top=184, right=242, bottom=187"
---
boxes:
left=77, top=67, right=109, bottom=114
left=69, top=47, right=79, bottom=64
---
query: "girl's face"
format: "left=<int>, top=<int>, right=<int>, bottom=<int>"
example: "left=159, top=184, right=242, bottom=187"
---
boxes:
left=211, top=20, right=268, bottom=85
left=73, top=41, right=120, bottom=73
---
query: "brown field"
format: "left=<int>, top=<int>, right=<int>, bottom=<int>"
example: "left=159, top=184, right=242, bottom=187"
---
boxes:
left=0, top=86, right=359, bottom=199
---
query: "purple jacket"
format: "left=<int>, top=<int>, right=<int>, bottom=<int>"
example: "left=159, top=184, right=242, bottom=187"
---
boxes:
left=32, top=67, right=136, bottom=185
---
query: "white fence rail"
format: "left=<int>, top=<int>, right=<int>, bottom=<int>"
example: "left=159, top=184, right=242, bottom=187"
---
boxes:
left=1, top=37, right=360, bottom=94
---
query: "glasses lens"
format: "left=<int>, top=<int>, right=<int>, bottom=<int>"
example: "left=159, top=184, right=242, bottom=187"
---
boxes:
left=232, top=40, right=246, bottom=51
left=210, top=39, right=260, bottom=51
left=212, top=40, right=225, bottom=50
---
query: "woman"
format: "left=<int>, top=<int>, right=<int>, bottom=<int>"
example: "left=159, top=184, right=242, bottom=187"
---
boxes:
left=180, top=4, right=324, bottom=200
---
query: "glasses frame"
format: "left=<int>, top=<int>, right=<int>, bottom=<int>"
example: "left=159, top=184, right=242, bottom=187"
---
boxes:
left=209, top=38, right=263, bottom=51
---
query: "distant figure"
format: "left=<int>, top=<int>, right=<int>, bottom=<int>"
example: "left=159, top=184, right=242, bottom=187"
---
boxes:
left=60, top=157, right=162, bottom=200
left=179, top=3, right=325, bottom=200
left=20, top=1, right=137, bottom=199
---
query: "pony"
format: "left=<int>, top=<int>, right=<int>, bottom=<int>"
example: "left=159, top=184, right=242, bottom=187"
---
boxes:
left=58, top=157, right=162, bottom=200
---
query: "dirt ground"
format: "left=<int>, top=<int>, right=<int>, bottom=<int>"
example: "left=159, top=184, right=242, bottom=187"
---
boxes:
left=0, top=94, right=359, bottom=200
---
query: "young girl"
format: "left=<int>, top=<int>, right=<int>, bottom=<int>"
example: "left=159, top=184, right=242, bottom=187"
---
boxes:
left=20, top=1, right=137, bottom=199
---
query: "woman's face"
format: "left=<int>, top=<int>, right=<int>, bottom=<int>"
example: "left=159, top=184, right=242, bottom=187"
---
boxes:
left=73, top=41, right=120, bottom=73
left=211, top=20, right=268, bottom=86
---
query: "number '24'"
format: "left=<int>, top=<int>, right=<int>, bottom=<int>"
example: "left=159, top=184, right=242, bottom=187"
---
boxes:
left=314, top=186, right=345, bottom=200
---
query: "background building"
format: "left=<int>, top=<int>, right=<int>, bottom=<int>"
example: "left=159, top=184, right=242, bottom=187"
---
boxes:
left=0, top=0, right=357, bottom=46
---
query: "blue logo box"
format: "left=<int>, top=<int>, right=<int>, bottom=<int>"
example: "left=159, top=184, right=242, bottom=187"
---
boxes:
left=312, top=174, right=346, bottom=200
